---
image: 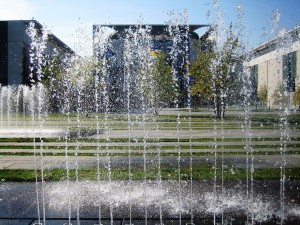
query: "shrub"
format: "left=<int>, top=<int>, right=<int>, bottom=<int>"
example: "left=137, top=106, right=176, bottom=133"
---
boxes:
left=258, top=84, right=267, bottom=104
left=293, top=85, right=300, bottom=108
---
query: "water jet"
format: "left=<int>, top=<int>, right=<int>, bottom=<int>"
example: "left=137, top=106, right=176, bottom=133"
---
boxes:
left=0, top=5, right=300, bottom=225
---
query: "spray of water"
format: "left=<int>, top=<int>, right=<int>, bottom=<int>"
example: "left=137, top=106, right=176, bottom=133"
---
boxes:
left=27, top=21, right=49, bottom=224
left=167, top=10, right=191, bottom=224
left=0, top=6, right=299, bottom=225
left=268, top=10, right=293, bottom=224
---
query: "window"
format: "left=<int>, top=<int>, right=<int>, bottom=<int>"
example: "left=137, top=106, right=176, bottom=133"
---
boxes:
left=283, top=51, right=296, bottom=92
left=250, top=64, right=258, bottom=95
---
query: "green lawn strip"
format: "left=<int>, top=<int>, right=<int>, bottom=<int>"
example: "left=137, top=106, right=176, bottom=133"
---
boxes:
left=6, top=122, right=298, bottom=129
left=181, top=112, right=300, bottom=123
left=4, top=111, right=300, bottom=121
left=1, top=167, right=299, bottom=181
left=1, top=137, right=299, bottom=143
left=0, top=138, right=59, bottom=143
left=0, top=150, right=299, bottom=157
left=1, top=144, right=299, bottom=151
left=6, top=121, right=299, bottom=130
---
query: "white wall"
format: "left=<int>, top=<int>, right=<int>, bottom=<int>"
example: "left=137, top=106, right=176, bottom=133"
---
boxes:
left=247, top=39, right=300, bottom=108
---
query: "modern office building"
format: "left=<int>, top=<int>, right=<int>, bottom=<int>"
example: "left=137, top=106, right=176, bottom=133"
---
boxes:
left=0, top=20, right=73, bottom=86
left=93, top=24, right=208, bottom=108
left=247, top=26, right=300, bottom=108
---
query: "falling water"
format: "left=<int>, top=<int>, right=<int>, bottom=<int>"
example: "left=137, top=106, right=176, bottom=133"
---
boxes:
left=0, top=87, right=8, bottom=128
left=22, top=86, right=29, bottom=128
left=27, top=21, right=49, bottom=225
left=95, top=58, right=102, bottom=225
left=123, top=27, right=134, bottom=224
left=94, top=26, right=113, bottom=224
left=153, top=110, right=163, bottom=225
left=97, top=27, right=115, bottom=224
left=0, top=85, right=32, bottom=129
left=6, top=86, right=11, bottom=128
left=0, top=6, right=300, bottom=225
left=139, top=24, right=152, bottom=224
left=75, top=57, right=83, bottom=225
left=167, top=10, right=190, bottom=224
left=123, top=23, right=153, bottom=224
left=274, top=11, right=293, bottom=224
left=186, top=37, right=194, bottom=225
left=62, top=56, right=73, bottom=225
left=93, top=26, right=107, bottom=225
left=15, top=87, right=20, bottom=127
left=241, top=61, right=255, bottom=224
left=234, top=3, right=256, bottom=224
left=209, top=0, right=225, bottom=223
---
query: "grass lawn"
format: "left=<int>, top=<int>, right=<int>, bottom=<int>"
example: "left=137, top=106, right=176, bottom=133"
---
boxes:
left=0, top=109, right=299, bottom=181
left=1, top=167, right=300, bottom=182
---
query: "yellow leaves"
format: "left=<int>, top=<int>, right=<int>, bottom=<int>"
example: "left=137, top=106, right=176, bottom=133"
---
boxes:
left=293, top=85, right=300, bottom=107
left=258, top=84, right=268, bottom=103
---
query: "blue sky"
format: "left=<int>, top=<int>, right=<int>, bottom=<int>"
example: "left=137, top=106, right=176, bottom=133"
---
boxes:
left=0, top=0, right=299, bottom=55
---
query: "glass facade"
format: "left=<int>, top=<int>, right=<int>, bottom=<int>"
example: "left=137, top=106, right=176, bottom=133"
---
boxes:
left=283, top=51, right=297, bottom=92
left=250, top=64, right=258, bottom=96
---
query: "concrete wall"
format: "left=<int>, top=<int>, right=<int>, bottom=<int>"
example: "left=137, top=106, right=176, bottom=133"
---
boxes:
left=257, top=62, right=268, bottom=101
left=268, top=57, right=283, bottom=107
left=248, top=39, right=300, bottom=109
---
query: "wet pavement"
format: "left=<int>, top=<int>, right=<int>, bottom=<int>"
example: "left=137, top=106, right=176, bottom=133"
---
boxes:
left=1, top=154, right=300, bottom=170
left=0, top=180, right=300, bottom=224
left=0, top=109, right=299, bottom=224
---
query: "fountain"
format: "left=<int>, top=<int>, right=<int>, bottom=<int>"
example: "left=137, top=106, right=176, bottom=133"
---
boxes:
left=0, top=2, right=300, bottom=225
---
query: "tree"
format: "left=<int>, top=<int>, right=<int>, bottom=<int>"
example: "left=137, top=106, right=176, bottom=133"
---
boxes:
left=293, top=85, right=300, bottom=109
left=63, top=56, right=101, bottom=114
left=41, top=54, right=101, bottom=113
left=41, top=54, right=65, bottom=87
left=149, top=50, right=176, bottom=114
left=272, top=83, right=290, bottom=108
left=258, top=84, right=268, bottom=106
left=189, top=42, right=214, bottom=106
left=41, top=54, right=67, bottom=113
left=189, top=26, right=239, bottom=118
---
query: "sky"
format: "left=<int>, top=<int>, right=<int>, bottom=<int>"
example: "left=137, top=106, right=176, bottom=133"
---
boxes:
left=0, top=0, right=299, bottom=56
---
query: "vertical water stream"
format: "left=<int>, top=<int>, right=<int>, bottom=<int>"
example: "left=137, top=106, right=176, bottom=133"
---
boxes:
left=27, top=22, right=48, bottom=225
left=123, top=27, right=133, bottom=224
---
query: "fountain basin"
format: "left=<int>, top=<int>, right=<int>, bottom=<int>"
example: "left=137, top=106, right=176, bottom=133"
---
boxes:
left=0, top=180, right=299, bottom=224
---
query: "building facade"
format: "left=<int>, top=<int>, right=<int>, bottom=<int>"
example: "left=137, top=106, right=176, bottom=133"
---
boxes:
left=0, top=20, right=73, bottom=86
left=247, top=26, right=300, bottom=109
left=93, top=24, right=208, bottom=109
